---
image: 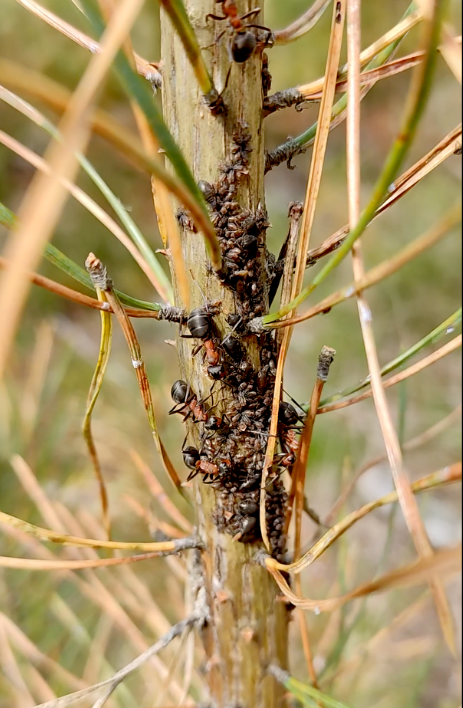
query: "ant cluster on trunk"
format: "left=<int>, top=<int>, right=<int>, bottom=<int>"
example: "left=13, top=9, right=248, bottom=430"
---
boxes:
left=172, top=20, right=299, bottom=559
left=171, top=121, right=305, bottom=561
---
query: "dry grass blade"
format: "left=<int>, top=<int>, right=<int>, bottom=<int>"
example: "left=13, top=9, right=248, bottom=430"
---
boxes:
left=0, top=509, right=196, bottom=551
left=0, top=58, right=147, bottom=169
left=95, top=0, right=189, bottom=308
left=82, top=288, right=112, bottom=540
left=354, top=8, right=422, bottom=68
left=324, top=406, right=462, bottom=525
left=296, top=32, right=462, bottom=102
left=1, top=614, right=87, bottom=692
left=268, top=463, right=462, bottom=573
left=0, top=552, right=167, bottom=571
left=0, top=0, right=147, bottom=382
left=274, top=0, right=331, bottom=44
left=291, top=0, right=346, bottom=315
left=260, top=0, right=346, bottom=550
left=1, top=510, right=179, bottom=699
left=130, top=449, right=193, bottom=533
left=85, top=254, right=185, bottom=498
left=32, top=615, right=201, bottom=708
left=305, top=124, right=462, bottom=265
left=318, top=335, right=462, bottom=414
left=0, top=85, right=173, bottom=301
left=0, top=622, right=35, bottom=705
left=0, top=62, right=229, bottom=247
left=0, top=128, right=169, bottom=298
left=272, top=203, right=461, bottom=330
left=440, top=23, right=462, bottom=83
left=0, top=255, right=162, bottom=317
left=346, top=0, right=456, bottom=654
left=267, top=544, right=461, bottom=613
left=13, top=0, right=160, bottom=84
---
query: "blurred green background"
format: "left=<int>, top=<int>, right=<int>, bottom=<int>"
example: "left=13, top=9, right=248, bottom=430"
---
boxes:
left=0, top=1, right=461, bottom=707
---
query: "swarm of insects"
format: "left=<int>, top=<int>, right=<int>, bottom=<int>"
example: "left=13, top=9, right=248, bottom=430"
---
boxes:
left=172, top=121, right=305, bottom=559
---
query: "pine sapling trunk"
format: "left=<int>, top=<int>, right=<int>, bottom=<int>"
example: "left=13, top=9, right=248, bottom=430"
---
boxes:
left=161, top=2, right=289, bottom=706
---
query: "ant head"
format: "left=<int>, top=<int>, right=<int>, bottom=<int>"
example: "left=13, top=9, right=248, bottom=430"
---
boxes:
left=232, top=30, right=257, bottom=63
left=279, top=401, right=300, bottom=427
left=207, top=364, right=225, bottom=380
left=205, top=415, right=221, bottom=430
left=222, top=334, right=242, bottom=360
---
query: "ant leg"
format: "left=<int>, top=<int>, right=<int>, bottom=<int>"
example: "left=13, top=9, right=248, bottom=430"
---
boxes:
left=182, top=409, right=193, bottom=423
left=226, top=35, right=234, bottom=64
left=239, top=9, right=261, bottom=22
left=206, top=13, right=227, bottom=21
left=220, top=65, right=232, bottom=95
left=246, top=23, right=272, bottom=32
left=187, top=468, right=200, bottom=482
left=169, top=401, right=190, bottom=415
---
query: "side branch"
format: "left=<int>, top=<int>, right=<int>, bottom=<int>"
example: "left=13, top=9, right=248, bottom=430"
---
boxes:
left=33, top=614, right=204, bottom=708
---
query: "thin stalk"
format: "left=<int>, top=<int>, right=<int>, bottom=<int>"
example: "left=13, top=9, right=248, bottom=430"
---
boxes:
left=85, top=253, right=186, bottom=499
left=264, top=0, right=447, bottom=324
left=319, top=308, right=462, bottom=407
left=265, top=3, right=420, bottom=173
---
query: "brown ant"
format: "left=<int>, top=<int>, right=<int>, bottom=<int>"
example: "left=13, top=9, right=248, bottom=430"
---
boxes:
left=169, top=380, right=208, bottom=422
left=206, top=1, right=273, bottom=64
left=182, top=445, right=232, bottom=483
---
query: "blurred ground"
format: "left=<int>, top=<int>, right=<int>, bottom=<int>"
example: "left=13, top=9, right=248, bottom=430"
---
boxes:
left=0, top=1, right=461, bottom=707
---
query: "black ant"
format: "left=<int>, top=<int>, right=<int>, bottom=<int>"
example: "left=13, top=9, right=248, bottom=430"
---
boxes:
left=182, top=445, right=232, bottom=483
left=272, top=400, right=306, bottom=473
left=169, top=380, right=209, bottom=422
left=204, top=413, right=231, bottom=440
left=206, top=1, right=273, bottom=64
left=182, top=307, right=226, bottom=380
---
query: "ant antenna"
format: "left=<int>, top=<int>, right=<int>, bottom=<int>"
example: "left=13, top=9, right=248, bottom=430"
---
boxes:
left=282, top=387, right=307, bottom=416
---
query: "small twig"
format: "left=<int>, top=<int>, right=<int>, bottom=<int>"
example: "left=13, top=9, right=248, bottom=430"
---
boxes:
left=266, top=462, right=462, bottom=574
left=273, top=202, right=304, bottom=343
left=13, top=0, right=162, bottom=86
left=287, top=346, right=335, bottom=691
left=285, top=347, right=336, bottom=535
left=85, top=253, right=185, bottom=497
left=303, top=124, right=462, bottom=267
left=264, top=40, right=461, bottom=116
left=268, top=203, right=461, bottom=331
left=0, top=255, right=183, bottom=319
left=273, top=0, right=332, bottom=45
left=32, top=614, right=203, bottom=708
left=318, top=335, right=462, bottom=414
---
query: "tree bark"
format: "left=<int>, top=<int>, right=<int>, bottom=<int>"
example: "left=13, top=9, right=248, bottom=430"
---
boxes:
left=161, top=2, right=289, bottom=706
